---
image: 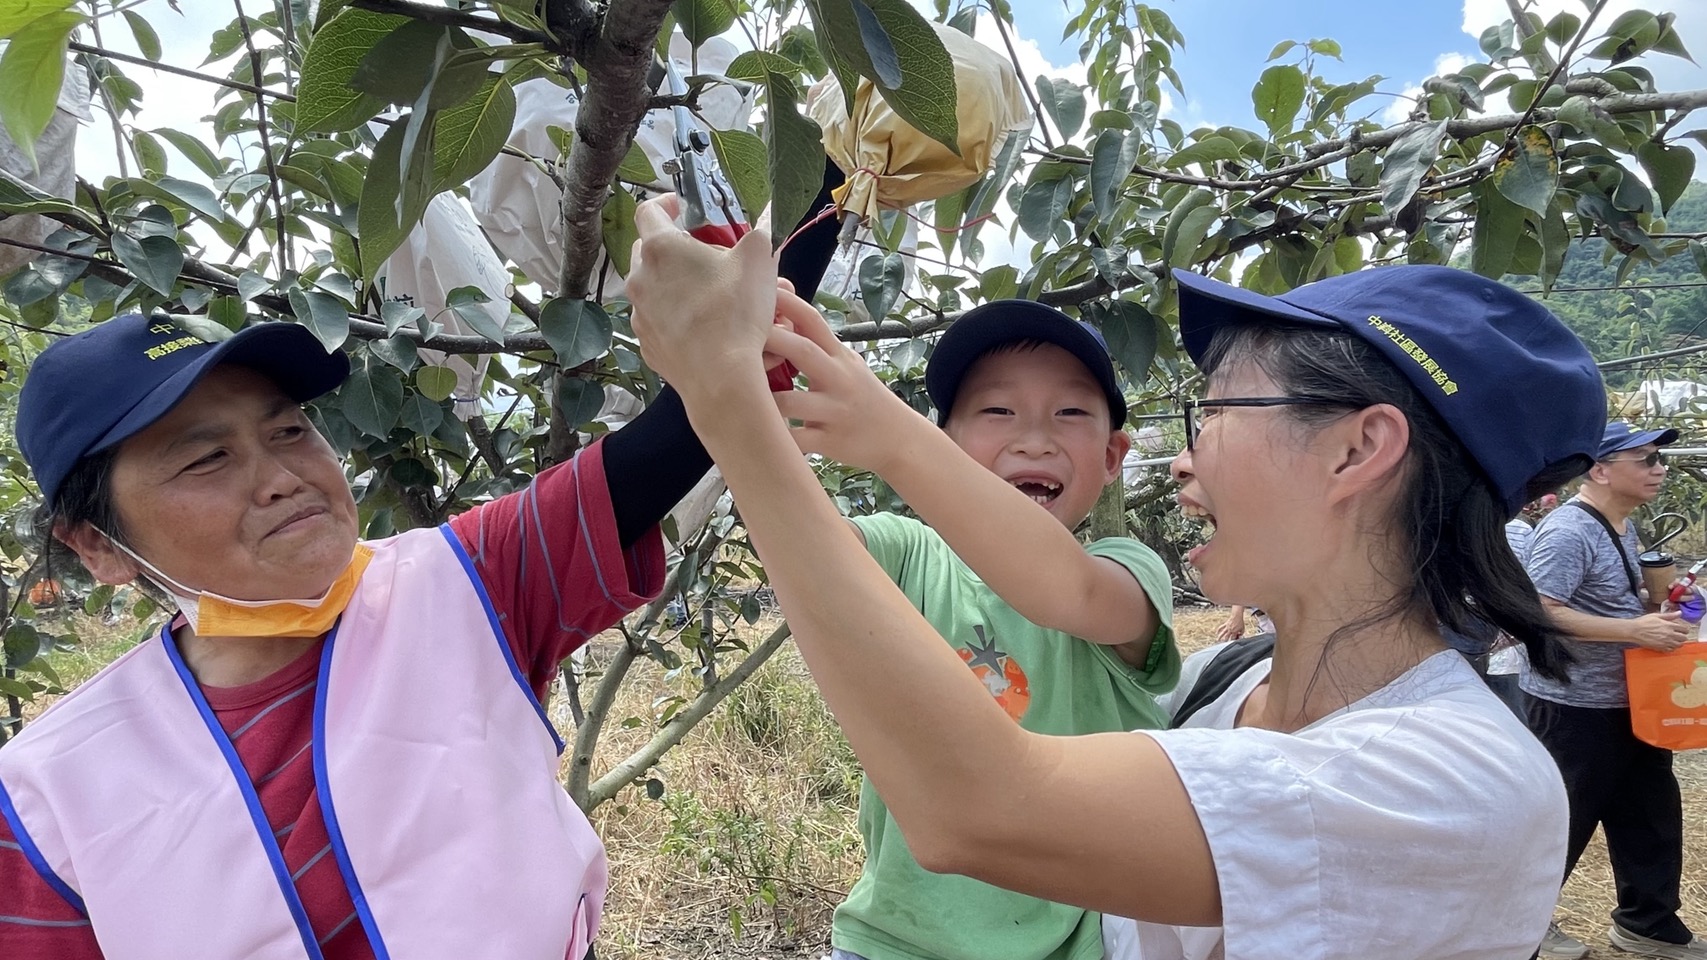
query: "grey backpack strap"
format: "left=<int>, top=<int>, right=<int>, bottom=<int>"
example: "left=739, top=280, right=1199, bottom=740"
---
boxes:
left=1170, top=634, right=1276, bottom=729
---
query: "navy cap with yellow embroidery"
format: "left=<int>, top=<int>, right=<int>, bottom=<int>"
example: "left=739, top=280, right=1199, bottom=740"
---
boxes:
left=1173, top=265, right=1605, bottom=516
left=18, top=314, right=349, bottom=507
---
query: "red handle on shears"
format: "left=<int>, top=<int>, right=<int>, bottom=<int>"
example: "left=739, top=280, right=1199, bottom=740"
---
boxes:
left=1667, top=559, right=1707, bottom=604
left=685, top=220, right=799, bottom=393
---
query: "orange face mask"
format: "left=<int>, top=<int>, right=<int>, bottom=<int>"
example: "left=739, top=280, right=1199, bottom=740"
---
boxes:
left=110, top=538, right=373, bottom=638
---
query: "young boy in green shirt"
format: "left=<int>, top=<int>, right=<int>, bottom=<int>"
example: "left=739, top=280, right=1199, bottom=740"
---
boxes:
left=781, top=300, right=1179, bottom=960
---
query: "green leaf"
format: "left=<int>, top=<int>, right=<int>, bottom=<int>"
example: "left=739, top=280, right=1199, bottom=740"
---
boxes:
left=1470, top=180, right=1523, bottom=279
left=1090, top=128, right=1140, bottom=221
left=776, top=23, right=828, bottom=77
left=1161, top=188, right=1217, bottom=269
left=1306, top=38, right=1342, bottom=59
left=353, top=21, right=487, bottom=110
left=1034, top=76, right=1086, bottom=140
left=416, top=364, right=459, bottom=402
left=673, top=0, right=737, bottom=47
left=1635, top=140, right=1695, bottom=215
left=1166, top=135, right=1240, bottom=170
left=399, top=393, right=445, bottom=437
left=1378, top=119, right=1447, bottom=215
left=1492, top=125, right=1557, bottom=217
left=1098, top=300, right=1157, bottom=385
left=358, top=116, right=434, bottom=277
left=708, top=129, right=769, bottom=221
left=1544, top=10, right=1582, bottom=45
left=0, top=10, right=80, bottom=168
left=1690, top=240, right=1707, bottom=281
left=616, top=140, right=659, bottom=185
left=806, top=0, right=960, bottom=154
left=602, top=187, right=638, bottom=276
left=445, top=285, right=507, bottom=346
left=0, top=0, right=74, bottom=38
left=431, top=74, right=516, bottom=194
left=538, top=298, right=614, bottom=368
left=287, top=288, right=352, bottom=352
left=1651, top=14, right=1695, bottom=63
left=154, top=177, right=229, bottom=223
left=1017, top=176, right=1074, bottom=243
left=154, top=128, right=226, bottom=179
left=1555, top=95, right=1626, bottom=149
left=122, top=9, right=162, bottom=61
left=341, top=364, right=405, bottom=438
left=111, top=231, right=183, bottom=296
left=1251, top=64, right=1305, bottom=136
left=555, top=376, right=606, bottom=429
left=728, top=51, right=826, bottom=249
left=370, top=334, right=420, bottom=372
left=208, top=295, right=247, bottom=330
left=296, top=9, right=406, bottom=133
left=1265, top=40, right=1297, bottom=62
left=857, top=253, right=905, bottom=322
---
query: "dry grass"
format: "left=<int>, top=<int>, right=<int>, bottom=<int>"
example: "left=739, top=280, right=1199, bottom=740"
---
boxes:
left=18, top=606, right=1707, bottom=958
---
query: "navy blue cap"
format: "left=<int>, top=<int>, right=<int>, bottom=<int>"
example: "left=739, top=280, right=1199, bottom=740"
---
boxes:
left=18, top=315, right=349, bottom=507
left=925, top=300, right=1127, bottom=427
left=1173, top=265, right=1605, bottom=516
left=1598, top=421, right=1678, bottom=459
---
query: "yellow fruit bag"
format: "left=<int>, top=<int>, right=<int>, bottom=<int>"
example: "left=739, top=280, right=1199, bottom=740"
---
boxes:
left=1625, top=641, right=1707, bottom=750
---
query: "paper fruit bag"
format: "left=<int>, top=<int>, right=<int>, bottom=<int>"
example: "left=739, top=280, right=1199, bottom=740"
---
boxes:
left=1624, top=641, right=1707, bottom=750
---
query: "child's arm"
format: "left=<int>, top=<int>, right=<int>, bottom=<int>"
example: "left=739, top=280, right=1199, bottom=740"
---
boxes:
left=1215, top=606, right=1247, bottom=642
left=771, top=305, right=1161, bottom=662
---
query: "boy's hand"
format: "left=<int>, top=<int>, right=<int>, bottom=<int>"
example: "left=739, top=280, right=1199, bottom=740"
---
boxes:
left=765, top=292, right=928, bottom=474
left=628, top=195, right=779, bottom=400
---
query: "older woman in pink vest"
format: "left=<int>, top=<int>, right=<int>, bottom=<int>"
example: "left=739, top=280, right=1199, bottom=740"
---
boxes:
left=0, top=314, right=714, bottom=959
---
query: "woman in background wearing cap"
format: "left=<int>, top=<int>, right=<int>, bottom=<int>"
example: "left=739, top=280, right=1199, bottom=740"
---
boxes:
left=623, top=193, right=1604, bottom=960
left=0, top=312, right=728, bottom=959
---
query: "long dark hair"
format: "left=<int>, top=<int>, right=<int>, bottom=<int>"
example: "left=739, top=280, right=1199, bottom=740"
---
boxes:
left=1202, top=324, right=1578, bottom=681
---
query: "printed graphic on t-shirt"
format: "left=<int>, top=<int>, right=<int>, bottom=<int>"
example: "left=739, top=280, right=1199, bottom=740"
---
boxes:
left=958, top=624, right=1031, bottom=721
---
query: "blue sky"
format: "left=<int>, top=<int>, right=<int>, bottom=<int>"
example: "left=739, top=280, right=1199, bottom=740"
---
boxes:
left=994, top=0, right=1703, bottom=147
left=1018, top=0, right=1471, bottom=126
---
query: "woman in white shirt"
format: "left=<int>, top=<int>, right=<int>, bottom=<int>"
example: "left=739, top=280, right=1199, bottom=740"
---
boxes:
left=623, top=196, right=1605, bottom=960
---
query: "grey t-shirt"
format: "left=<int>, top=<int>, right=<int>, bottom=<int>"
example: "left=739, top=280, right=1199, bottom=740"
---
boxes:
left=1520, top=498, right=1644, bottom=708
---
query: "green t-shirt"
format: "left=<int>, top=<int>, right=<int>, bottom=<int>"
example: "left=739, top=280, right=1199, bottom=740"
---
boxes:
left=832, top=513, right=1179, bottom=960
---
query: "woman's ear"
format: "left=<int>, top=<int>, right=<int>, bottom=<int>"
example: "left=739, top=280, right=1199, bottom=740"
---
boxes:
left=54, top=520, right=142, bottom=586
left=1324, top=403, right=1410, bottom=504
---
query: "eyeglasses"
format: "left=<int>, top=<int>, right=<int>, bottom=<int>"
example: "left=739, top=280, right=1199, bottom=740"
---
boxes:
left=1601, top=450, right=1666, bottom=468
left=1181, top=396, right=1351, bottom=450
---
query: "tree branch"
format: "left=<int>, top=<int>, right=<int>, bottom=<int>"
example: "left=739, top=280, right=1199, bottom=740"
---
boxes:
left=567, top=540, right=711, bottom=809
left=584, top=621, right=793, bottom=810
left=556, top=0, right=676, bottom=298
left=1050, top=85, right=1707, bottom=193
left=345, top=0, right=568, bottom=54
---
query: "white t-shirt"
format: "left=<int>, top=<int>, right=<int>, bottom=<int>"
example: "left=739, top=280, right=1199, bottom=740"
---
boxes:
left=1102, top=644, right=1567, bottom=960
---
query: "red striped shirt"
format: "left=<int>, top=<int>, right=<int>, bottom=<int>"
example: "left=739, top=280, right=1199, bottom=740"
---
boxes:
left=0, top=440, right=662, bottom=957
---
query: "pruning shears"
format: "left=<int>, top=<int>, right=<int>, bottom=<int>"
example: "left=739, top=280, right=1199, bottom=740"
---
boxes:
left=659, top=58, right=797, bottom=393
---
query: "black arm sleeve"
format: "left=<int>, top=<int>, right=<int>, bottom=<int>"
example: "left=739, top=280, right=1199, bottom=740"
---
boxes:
left=603, top=385, right=712, bottom=549
left=604, top=158, right=845, bottom=548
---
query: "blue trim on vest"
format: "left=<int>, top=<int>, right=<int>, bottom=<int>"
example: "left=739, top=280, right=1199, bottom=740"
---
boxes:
left=0, top=776, right=87, bottom=917
left=437, top=523, right=568, bottom=754
left=311, top=623, right=392, bottom=960
left=162, top=626, right=324, bottom=959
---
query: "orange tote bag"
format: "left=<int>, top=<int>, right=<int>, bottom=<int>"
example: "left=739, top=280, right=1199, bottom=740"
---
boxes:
left=1624, top=640, right=1707, bottom=750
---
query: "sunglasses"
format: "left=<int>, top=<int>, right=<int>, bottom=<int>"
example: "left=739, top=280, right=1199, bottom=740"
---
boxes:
left=1601, top=450, right=1665, bottom=468
left=1181, top=395, right=1350, bottom=450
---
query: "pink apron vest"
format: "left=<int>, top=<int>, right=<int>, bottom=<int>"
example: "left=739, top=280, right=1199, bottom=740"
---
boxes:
left=0, top=525, right=605, bottom=959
